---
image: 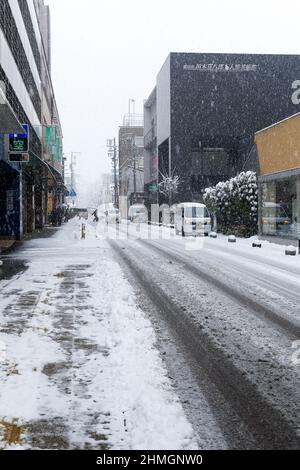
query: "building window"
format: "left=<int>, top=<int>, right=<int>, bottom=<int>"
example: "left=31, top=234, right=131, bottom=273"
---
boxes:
left=0, top=0, right=41, bottom=118
left=260, top=176, right=300, bottom=238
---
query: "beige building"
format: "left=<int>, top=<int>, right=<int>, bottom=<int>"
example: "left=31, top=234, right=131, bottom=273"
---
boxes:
left=255, top=112, right=300, bottom=239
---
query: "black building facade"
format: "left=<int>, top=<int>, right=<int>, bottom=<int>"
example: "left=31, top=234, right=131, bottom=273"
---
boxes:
left=144, top=52, right=300, bottom=205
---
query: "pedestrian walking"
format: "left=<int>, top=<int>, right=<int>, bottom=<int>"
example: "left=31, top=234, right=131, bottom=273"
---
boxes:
left=92, top=209, right=99, bottom=223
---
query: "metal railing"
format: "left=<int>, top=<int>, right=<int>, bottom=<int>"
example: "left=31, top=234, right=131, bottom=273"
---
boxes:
left=122, top=113, right=144, bottom=127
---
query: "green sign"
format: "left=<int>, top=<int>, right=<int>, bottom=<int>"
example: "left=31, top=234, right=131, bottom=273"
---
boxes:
left=45, top=125, right=62, bottom=162
left=9, top=124, right=29, bottom=153
left=149, top=183, right=158, bottom=193
left=9, top=137, right=28, bottom=152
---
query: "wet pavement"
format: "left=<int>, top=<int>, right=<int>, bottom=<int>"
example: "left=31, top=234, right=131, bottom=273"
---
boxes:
left=0, top=259, right=28, bottom=282
left=0, top=226, right=58, bottom=282
left=0, top=225, right=112, bottom=449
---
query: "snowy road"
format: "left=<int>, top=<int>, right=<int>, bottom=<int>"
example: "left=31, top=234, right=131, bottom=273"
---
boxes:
left=104, top=222, right=300, bottom=449
left=0, top=220, right=197, bottom=450
left=0, top=219, right=300, bottom=449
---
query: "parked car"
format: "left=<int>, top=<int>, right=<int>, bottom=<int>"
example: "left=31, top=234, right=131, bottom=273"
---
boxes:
left=70, top=208, right=88, bottom=220
left=128, top=204, right=148, bottom=223
left=175, top=203, right=211, bottom=237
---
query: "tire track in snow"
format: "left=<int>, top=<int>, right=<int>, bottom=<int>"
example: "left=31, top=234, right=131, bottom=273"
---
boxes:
left=108, top=238, right=300, bottom=450
left=138, top=239, right=300, bottom=340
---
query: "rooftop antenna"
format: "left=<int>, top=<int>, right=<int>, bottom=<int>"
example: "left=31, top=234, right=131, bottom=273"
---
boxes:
left=129, top=99, right=135, bottom=123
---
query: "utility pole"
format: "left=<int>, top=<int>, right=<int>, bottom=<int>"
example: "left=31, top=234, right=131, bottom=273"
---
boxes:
left=70, top=152, right=79, bottom=192
left=107, top=139, right=119, bottom=208
left=70, top=152, right=81, bottom=206
left=70, top=153, right=74, bottom=192
left=113, top=138, right=119, bottom=208
left=132, top=137, right=137, bottom=204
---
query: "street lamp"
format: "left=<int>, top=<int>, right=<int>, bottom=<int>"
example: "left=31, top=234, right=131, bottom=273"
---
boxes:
left=129, top=99, right=135, bottom=123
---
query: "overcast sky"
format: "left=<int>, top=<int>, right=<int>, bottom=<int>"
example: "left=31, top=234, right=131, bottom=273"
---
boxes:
left=47, top=0, right=300, bottom=188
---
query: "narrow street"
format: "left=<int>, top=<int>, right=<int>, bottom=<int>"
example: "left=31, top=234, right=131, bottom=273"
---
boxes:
left=0, top=220, right=197, bottom=450
left=105, top=223, right=300, bottom=449
left=1, top=219, right=299, bottom=450
left=2, top=1, right=300, bottom=463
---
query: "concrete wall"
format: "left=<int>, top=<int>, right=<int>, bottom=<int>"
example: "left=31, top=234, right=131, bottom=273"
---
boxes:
left=144, top=87, right=157, bottom=189
left=157, top=54, right=171, bottom=147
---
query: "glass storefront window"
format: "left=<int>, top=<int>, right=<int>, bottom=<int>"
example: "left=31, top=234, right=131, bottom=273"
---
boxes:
left=260, top=176, right=300, bottom=238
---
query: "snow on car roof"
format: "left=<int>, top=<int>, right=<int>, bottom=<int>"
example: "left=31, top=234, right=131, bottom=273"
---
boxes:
left=177, top=203, right=206, bottom=207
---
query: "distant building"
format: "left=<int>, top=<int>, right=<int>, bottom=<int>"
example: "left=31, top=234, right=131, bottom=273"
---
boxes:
left=255, top=112, right=300, bottom=241
left=99, top=173, right=113, bottom=207
left=144, top=52, right=300, bottom=207
left=118, top=113, right=144, bottom=217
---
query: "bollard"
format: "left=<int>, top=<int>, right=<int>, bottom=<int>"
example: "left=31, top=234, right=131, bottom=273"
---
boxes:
left=285, top=245, right=296, bottom=256
left=228, top=235, right=236, bottom=243
left=81, top=223, right=86, bottom=240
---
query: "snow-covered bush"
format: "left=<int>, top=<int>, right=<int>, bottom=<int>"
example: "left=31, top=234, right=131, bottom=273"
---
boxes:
left=203, top=171, right=258, bottom=237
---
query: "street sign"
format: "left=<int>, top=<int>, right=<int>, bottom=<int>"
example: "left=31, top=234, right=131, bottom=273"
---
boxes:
left=9, top=124, right=29, bottom=153
left=9, top=153, right=29, bottom=163
left=149, top=183, right=158, bottom=193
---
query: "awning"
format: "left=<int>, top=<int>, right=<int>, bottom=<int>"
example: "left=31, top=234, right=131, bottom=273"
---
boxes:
left=28, top=150, right=68, bottom=191
left=47, top=163, right=68, bottom=193
left=47, top=161, right=65, bottom=187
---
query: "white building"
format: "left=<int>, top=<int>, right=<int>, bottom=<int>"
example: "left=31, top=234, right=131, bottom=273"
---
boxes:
left=0, top=0, right=63, bottom=238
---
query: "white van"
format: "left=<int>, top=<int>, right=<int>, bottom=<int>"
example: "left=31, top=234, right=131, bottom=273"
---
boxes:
left=175, top=203, right=211, bottom=237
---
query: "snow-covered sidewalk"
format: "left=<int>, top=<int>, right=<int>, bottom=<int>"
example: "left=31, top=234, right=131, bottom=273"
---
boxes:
left=0, top=219, right=197, bottom=450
